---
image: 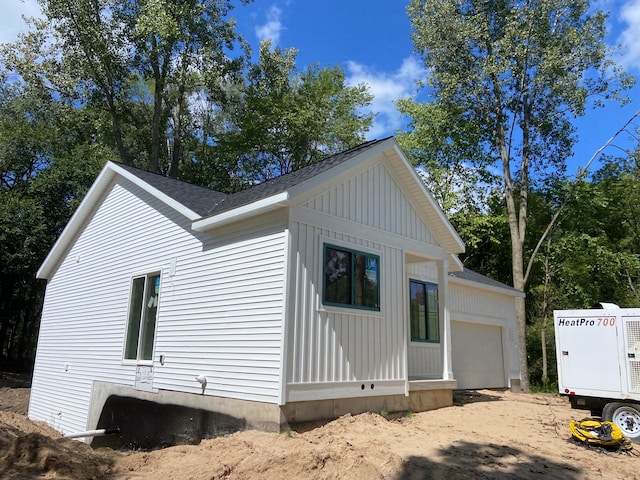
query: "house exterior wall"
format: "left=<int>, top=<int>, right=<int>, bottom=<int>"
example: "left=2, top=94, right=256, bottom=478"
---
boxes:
left=284, top=159, right=446, bottom=402
left=405, top=263, right=443, bottom=378
left=29, top=178, right=286, bottom=436
left=449, top=282, right=521, bottom=386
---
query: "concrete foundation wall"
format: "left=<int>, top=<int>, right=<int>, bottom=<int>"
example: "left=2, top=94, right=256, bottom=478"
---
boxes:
left=281, top=388, right=452, bottom=423
left=88, top=381, right=452, bottom=448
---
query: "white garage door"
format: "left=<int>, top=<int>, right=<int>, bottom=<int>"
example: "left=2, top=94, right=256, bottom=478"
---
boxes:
left=451, top=320, right=505, bottom=389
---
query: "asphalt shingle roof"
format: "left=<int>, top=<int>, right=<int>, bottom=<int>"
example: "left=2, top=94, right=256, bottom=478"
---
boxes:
left=204, top=138, right=389, bottom=217
left=449, top=268, right=522, bottom=294
left=116, top=163, right=228, bottom=216
left=115, top=138, right=389, bottom=218
left=113, top=140, right=516, bottom=294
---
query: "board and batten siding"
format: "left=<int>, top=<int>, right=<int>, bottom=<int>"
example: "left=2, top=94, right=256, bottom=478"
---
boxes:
left=284, top=159, right=444, bottom=400
left=300, top=160, right=437, bottom=245
left=287, top=224, right=406, bottom=386
left=29, top=178, right=286, bottom=435
left=405, top=263, right=443, bottom=379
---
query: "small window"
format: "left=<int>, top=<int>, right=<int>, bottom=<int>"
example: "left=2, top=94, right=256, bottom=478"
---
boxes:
left=124, top=272, right=160, bottom=361
left=324, top=244, right=379, bottom=310
left=410, top=280, right=439, bottom=342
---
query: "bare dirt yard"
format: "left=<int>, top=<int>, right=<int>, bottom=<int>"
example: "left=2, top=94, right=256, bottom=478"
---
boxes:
left=1, top=373, right=638, bottom=480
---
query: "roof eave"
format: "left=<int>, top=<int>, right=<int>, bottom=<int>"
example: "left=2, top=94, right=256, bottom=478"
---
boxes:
left=448, top=275, right=526, bottom=298
left=37, top=161, right=202, bottom=280
left=390, top=142, right=466, bottom=254
left=192, top=191, right=290, bottom=232
left=37, top=162, right=117, bottom=280
left=109, top=163, right=201, bottom=221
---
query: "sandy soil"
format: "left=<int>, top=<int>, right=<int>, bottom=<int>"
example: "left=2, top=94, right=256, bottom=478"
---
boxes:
left=1, top=374, right=638, bottom=480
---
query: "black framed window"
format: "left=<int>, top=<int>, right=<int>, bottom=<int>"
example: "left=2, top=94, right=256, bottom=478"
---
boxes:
left=409, top=279, right=439, bottom=342
left=324, top=244, right=380, bottom=311
left=124, top=272, right=160, bottom=361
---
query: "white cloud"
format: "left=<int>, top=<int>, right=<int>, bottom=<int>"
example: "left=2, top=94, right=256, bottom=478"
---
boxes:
left=617, top=0, right=640, bottom=70
left=345, top=56, right=424, bottom=139
left=0, top=0, right=42, bottom=44
left=255, top=5, right=284, bottom=46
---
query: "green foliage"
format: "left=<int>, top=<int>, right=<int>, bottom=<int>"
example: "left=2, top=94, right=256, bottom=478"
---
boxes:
left=525, top=316, right=557, bottom=390
left=405, top=0, right=634, bottom=390
left=0, top=77, right=106, bottom=370
left=209, top=41, right=374, bottom=186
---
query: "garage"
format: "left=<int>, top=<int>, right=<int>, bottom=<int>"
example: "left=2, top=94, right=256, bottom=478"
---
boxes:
left=451, top=320, right=506, bottom=389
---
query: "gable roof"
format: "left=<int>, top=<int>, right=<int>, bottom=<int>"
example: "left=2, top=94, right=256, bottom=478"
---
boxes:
left=38, top=137, right=464, bottom=279
left=204, top=139, right=387, bottom=217
left=115, top=163, right=228, bottom=216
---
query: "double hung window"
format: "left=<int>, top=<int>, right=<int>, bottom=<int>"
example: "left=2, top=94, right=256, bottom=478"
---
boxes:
left=409, top=280, right=439, bottom=342
left=323, top=244, right=380, bottom=311
left=124, top=272, right=160, bottom=361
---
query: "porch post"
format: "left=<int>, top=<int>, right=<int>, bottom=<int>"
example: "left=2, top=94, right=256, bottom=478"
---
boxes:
left=437, top=258, right=454, bottom=380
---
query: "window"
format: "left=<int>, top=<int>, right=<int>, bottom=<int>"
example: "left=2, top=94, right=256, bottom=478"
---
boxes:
left=410, top=280, right=439, bottom=342
left=124, top=272, right=160, bottom=361
left=323, top=244, right=379, bottom=310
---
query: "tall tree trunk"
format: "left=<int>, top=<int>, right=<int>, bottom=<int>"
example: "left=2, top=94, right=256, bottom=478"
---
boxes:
left=106, top=94, right=130, bottom=164
left=494, top=88, right=531, bottom=392
left=168, top=44, right=190, bottom=179
left=150, top=80, right=164, bottom=174
left=149, top=36, right=165, bottom=174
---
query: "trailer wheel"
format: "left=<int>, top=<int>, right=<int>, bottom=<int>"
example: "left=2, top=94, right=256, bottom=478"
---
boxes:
left=603, top=402, right=640, bottom=442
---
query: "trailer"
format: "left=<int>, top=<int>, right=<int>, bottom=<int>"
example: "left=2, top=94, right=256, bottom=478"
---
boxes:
left=554, top=306, right=640, bottom=441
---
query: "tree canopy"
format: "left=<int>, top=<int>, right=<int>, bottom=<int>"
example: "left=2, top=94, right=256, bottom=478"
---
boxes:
left=402, top=0, right=634, bottom=390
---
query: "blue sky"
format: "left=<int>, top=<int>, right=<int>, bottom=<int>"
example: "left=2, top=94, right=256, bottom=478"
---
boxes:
left=2, top=0, right=640, bottom=177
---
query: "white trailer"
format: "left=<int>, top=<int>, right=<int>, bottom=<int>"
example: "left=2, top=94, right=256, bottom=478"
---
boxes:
left=554, top=306, right=640, bottom=440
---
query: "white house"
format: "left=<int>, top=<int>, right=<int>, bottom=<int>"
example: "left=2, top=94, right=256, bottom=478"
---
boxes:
left=29, top=137, right=523, bottom=446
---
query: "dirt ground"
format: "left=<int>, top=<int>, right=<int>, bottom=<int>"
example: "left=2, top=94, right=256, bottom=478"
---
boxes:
left=1, top=373, right=639, bottom=480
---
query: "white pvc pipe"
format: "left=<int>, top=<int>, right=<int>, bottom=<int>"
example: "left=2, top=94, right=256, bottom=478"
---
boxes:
left=63, top=428, right=120, bottom=439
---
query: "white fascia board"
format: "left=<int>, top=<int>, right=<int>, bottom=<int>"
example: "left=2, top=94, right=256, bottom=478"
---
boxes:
left=391, top=143, right=466, bottom=254
left=449, top=254, right=464, bottom=272
left=449, top=275, right=526, bottom=298
left=37, top=162, right=116, bottom=279
left=192, top=192, right=289, bottom=232
left=286, top=139, right=393, bottom=200
left=108, top=163, right=201, bottom=221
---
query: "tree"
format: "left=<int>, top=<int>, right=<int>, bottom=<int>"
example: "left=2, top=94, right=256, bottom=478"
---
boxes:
left=404, top=0, right=634, bottom=390
left=523, top=156, right=640, bottom=387
left=210, top=41, right=374, bottom=186
left=0, top=75, right=108, bottom=370
left=3, top=0, right=250, bottom=177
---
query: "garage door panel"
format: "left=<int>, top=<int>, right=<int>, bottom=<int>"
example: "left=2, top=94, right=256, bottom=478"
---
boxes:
left=452, top=320, right=505, bottom=389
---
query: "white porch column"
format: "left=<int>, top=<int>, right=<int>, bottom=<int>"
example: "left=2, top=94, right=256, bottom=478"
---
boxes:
left=437, top=258, right=454, bottom=380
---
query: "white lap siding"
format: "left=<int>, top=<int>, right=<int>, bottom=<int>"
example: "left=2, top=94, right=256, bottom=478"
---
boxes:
left=29, top=179, right=285, bottom=435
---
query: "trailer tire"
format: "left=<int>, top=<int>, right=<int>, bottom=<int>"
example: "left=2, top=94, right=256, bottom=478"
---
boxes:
left=603, top=402, right=640, bottom=442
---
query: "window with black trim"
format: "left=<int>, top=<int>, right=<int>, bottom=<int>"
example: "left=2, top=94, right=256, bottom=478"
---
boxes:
left=124, top=272, right=160, bottom=361
left=410, top=280, right=439, bottom=342
left=323, top=244, right=380, bottom=310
